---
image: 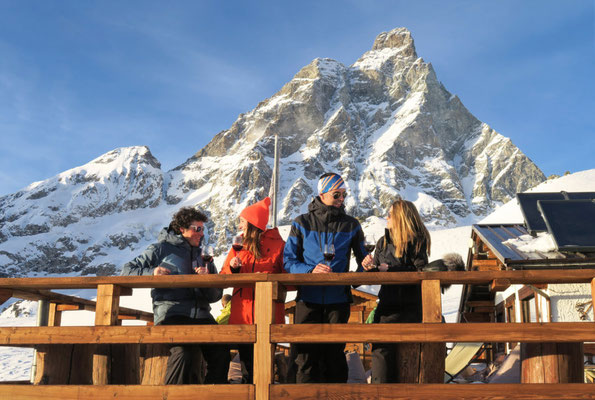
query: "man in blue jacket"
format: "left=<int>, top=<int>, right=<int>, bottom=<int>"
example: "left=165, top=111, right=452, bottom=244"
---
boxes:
left=284, top=173, right=371, bottom=383
left=121, top=207, right=229, bottom=384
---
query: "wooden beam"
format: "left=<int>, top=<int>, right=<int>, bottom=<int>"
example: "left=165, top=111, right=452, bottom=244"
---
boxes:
left=420, top=280, right=444, bottom=383
left=4, top=289, right=153, bottom=321
left=270, top=383, right=595, bottom=399
left=491, top=278, right=511, bottom=293
left=56, top=304, right=84, bottom=311
left=466, top=301, right=494, bottom=307
left=0, top=325, right=256, bottom=345
left=0, top=289, right=12, bottom=306
left=0, top=384, right=254, bottom=399
left=94, top=284, right=121, bottom=385
left=1, top=269, right=595, bottom=290
left=270, top=322, right=595, bottom=343
left=591, top=278, right=595, bottom=320
left=254, top=282, right=275, bottom=400
left=471, top=258, right=500, bottom=268
left=48, top=303, right=61, bottom=327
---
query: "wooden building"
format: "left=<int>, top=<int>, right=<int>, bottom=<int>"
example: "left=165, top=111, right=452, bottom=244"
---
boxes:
left=463, top=222, right=595, bottom=382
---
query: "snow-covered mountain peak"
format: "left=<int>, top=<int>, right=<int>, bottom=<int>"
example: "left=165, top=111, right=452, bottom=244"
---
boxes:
left=0, top=28, right=545, bottom=276
left=371, top=27, right=417, bottom=56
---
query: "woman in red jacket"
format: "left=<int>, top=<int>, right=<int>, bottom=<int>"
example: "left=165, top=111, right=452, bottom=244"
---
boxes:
left=220, top=197, right=286, bottom=383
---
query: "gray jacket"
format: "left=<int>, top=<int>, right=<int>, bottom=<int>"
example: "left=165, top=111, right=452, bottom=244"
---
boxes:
left=121, top=227, right=222, bottom=325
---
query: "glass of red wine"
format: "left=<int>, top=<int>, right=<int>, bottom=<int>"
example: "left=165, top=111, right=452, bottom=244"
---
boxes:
left=323, top=243, right=335, bottom=270
left=202, top=245, right=214, bottom=264
left=232, top=234, right=243, bottom=252
left=364, top=237, right=376, bottom=254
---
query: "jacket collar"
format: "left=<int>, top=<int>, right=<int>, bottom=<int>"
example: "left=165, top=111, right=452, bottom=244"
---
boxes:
left=308, top=196, right=345, bottom=221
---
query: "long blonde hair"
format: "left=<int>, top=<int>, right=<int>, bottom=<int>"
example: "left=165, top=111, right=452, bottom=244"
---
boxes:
left=386, top=200, right=431, bottom=259
left=243, top=222, right=263, bottom=259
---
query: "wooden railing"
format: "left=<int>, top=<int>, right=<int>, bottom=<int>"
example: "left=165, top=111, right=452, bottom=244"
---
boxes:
left=0, top=270, right=594, bottom=399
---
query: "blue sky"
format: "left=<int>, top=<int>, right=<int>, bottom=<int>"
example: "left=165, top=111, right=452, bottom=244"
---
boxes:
left=0, top=1, right=593, bottom=196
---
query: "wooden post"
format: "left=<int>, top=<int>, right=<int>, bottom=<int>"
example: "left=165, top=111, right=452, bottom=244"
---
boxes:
left=93, top=284, right=121, bottom=385
left=48, top=303, right=62, bottom=327
left=591, top=278, right=595, bottom=319
left=419, top=279, right=445, bottom=383
left=254, top=282, right=275, bottom=400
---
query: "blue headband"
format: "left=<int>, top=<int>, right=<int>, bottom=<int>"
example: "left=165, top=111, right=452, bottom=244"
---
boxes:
left=318, top=174, right=346, bottom=194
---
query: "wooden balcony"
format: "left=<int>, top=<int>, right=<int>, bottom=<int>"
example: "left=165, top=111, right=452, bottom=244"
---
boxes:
left=0, top=270, right=594, bottom=399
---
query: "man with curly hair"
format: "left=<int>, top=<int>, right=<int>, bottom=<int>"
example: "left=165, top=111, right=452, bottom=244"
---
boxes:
left=121, top=207, right=229, bottom=384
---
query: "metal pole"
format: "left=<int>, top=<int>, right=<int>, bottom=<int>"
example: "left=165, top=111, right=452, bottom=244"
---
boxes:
left=272, top=134, right=280, bottom=227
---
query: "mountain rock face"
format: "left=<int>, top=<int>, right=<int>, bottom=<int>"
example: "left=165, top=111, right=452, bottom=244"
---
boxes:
left=0, top=28, right=545, bottom=277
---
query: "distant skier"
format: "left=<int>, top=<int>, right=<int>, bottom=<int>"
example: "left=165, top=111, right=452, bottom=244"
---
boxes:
left=121, top=206, right=230, bottom=384
left=284, top=173, right=372, bottom=383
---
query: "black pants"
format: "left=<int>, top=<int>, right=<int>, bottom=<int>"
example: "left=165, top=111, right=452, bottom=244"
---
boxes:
left=371, top=307, right=421, bottom=383
left=294, top=301, right=350, bottom=383
left=160, top=315, right=230, bottom=384
left=237, top=344, right=254, bottom=383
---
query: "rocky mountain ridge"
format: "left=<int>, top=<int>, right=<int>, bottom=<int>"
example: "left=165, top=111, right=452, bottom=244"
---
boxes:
left=0, top=28, right=545, bottom=276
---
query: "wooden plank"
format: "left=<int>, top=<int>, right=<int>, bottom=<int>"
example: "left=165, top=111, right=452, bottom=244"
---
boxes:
left=421, top=280, right=441, bottom=323
left=270, top=322, right=595, bottom=343
left=48, top=303, right=61, bottom=327
left=56, top=304, right=83, bottom=311
left=1, top=269, right=595, bottom=290
left=6, top=289, right=153, bottom=321
left=270, top=383, right=595, bottom=399
left=471, top=258, right=500, bottom=267
left=254, top=282, right=274, bottom=400
left=491, top=278, right=512, bottom=292
left=0, top=289, right=12, bottom=306
left=420, top=280, right=444, bottom=383
left=0, top=384, right=254, bottom=399
left=592, top=278, right=595, bottom=319
left=0, top=325, right=255, bottom=345
left=466, top=301, right=494, bottom=307
left=94, top=284, right=121, bottom=385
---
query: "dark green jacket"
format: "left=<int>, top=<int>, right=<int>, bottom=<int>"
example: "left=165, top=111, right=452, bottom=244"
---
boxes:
left=121, top=227, right=222, bottom=325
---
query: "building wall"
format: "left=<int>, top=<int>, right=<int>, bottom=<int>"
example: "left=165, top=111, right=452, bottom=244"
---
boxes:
left=549, top=283, right=593, bottom=322
left=495, top=283, right=592, bottom=323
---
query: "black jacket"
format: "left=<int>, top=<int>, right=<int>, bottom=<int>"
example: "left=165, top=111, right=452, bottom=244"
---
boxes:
left=372, top=229, right=428, bottom=314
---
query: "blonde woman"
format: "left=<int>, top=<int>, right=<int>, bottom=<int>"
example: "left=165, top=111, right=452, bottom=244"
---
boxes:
left=364, top=199, right=430, bottom=383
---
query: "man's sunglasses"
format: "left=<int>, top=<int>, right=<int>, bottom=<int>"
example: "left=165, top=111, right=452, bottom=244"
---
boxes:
left=332, top=191, right=348, bottom=199
left=189, top=225, right=203, bottom=233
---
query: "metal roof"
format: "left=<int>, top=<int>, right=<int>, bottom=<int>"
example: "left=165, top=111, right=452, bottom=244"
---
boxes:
left=471, top=224, right=595, bottom=269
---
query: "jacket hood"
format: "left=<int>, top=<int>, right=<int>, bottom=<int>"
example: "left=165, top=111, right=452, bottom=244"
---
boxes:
left=307, top=196, right=346, bottom=221
left=157, top=227, right=193, bottom=248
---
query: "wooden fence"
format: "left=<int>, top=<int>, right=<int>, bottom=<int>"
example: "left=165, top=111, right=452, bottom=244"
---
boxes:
left=0, top=270, right=594, bottom=399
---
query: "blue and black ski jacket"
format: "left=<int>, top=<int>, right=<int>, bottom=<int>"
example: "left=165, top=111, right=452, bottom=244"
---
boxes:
left=283, top=196, right=367, bottom=304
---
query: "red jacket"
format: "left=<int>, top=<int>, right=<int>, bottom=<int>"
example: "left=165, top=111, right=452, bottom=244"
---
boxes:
left=220, top=228, right=286, bottom=324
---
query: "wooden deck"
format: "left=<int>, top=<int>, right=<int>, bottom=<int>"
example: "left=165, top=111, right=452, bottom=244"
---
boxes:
left=0, top=270, right=594, bottom=399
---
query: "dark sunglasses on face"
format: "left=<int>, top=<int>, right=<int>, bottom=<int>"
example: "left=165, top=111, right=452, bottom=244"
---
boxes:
left=189, top=225, right=203, bottom=233
left=332, top=191, right=348, bottom=199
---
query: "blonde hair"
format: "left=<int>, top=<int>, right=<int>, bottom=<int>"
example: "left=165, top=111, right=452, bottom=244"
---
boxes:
left=243, top=222, right=263, bottom=259
left=386, top=200, right=431, bottom=259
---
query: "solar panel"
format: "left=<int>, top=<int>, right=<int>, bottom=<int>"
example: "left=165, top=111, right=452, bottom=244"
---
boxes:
left=565, top=192, right=595, bottom=200
left=537, top=199, right=595, bottom=252
left=516, top=192, right=565, bottom=234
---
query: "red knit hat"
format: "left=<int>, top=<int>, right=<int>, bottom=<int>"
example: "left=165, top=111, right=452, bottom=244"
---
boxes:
left=240, top=197, right=271, bottom=231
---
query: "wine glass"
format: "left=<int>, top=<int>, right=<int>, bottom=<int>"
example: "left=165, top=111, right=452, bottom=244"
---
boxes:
left=202, top=245, right=214, bottom=264
left=232, top=234, right=243, bottom=252
left=364, top=236, right=376, bottom=254
left=323, top=243, right=335, bottom=268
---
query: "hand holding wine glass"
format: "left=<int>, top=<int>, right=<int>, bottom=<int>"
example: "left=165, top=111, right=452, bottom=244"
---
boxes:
left=363, top=236, right=376, bottom=270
